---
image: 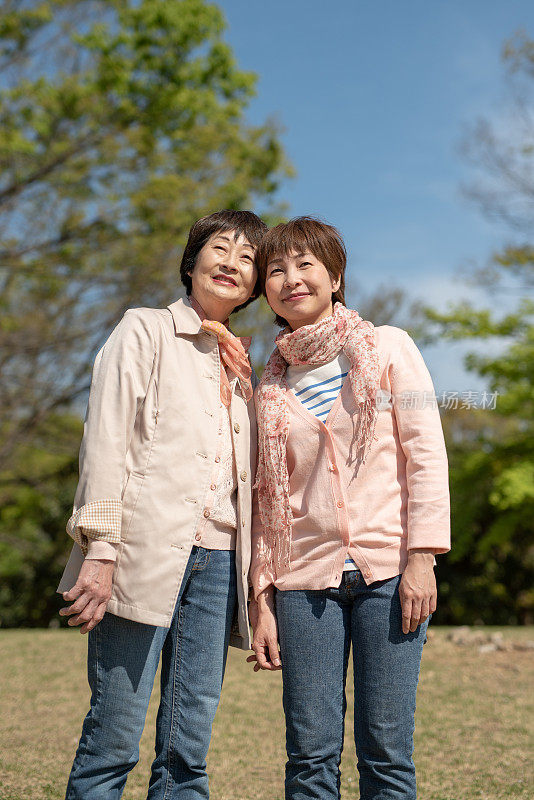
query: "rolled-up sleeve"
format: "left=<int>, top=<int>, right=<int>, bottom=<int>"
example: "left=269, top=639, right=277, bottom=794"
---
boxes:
left=67, top=309, right=156, bottom=555
left=390, top=331, right=451, bottom=554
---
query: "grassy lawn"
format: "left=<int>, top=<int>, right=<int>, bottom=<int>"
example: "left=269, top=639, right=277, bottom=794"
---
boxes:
left=0, top=626, right=532, bottom=800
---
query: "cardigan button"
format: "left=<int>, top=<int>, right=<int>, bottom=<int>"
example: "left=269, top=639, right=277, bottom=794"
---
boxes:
left=240, top=471, right=247, bottom=482
left=234, top=422, right=240, bottom=433
left=195, top=533, right=202, bottom=541
left=215, top=456, right=221, bottom=463
left=203, top=509, right=210, bottom=518
left=337, top=500, right=344, bottom=508
left=210, top=484, right=216, bottom=491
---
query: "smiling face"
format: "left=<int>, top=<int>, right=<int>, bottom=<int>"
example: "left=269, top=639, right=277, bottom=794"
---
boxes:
left=188, top=229, right=258, bottom=322
left=265, top=249, right=341, bottom=330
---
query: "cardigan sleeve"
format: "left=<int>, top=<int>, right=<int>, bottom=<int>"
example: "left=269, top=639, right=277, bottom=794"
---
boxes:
left=249, top=487, right=277, bottom=599
left=67, top=309, right=156, bottom=555
left=390, top=331, right=451, bottom=554
left=248, top=385, right=276, bottom=598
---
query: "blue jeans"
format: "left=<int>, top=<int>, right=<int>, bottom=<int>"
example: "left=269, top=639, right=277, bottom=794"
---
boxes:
left=275, top=570, right=430, bottom=800
left=65, top=547, right=236, bottom=800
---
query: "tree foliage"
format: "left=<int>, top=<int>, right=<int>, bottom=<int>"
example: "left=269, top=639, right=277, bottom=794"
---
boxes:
left=425, top=33, right=534, bottom=624
left=0, top=413, right=81, bottom=627
left=0, top=0, right=291, bottom=468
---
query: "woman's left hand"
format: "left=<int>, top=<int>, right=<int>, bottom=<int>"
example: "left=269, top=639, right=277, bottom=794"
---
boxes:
left=398, top=550, right=437, bottom=634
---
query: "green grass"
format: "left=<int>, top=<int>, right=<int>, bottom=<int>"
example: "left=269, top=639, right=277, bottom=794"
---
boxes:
left=0, top=626, right=533, bottom=799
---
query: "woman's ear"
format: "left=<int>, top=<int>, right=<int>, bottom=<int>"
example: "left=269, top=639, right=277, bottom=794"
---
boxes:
left=331, top=276, right=341, bottom=293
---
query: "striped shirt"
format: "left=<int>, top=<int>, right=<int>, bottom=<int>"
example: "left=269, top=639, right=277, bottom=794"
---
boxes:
left=286, top=353, right=358, bottom=571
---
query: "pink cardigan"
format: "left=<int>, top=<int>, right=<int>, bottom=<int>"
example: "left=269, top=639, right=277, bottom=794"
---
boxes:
left=250, top=325, right=451, bottom=598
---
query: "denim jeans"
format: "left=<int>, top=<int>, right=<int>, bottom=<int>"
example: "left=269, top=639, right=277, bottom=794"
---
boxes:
left=65, top=546, right=236, bottom=800
left=275, top=569, right=430, bottom=800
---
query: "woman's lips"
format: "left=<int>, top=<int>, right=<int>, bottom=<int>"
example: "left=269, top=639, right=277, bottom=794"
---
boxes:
left=212, top=275, right=237, bottom=287
left=283, top=293, right=310, bottom=302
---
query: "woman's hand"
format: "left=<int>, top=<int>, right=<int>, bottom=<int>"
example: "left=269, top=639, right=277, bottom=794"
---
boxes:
left=399, top=549, right=437, bottom=634
left=59, top=559, right=115, bottom=634
left=246, top=587, right=282, bottom=672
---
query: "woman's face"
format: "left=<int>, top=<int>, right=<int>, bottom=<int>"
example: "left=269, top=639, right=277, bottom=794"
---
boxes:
left=265, top=249, right=340, bottom=330
left=189, top=229, right=258, bottom=320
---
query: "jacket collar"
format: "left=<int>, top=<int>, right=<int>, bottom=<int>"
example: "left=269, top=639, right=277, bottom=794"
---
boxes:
left=167, top=296, right=203, bottom=336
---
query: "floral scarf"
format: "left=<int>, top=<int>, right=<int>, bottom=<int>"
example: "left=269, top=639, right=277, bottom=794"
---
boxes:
left=254, top=302, right=380, bottom=570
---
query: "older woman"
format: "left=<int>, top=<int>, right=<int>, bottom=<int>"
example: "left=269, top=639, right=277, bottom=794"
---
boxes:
left=58, top=210, right=266, bottom=799
left=249, top=217, right=451, bottom=800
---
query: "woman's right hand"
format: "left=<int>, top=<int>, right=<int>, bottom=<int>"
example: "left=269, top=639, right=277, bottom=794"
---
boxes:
left=59, top=559, right=115, bottom=634
left=246, top=587, right=282, bottom=672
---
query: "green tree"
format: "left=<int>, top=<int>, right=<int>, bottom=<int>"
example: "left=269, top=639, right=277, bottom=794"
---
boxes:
left=0, top=0, right=291, bottom=469
left=424, top=32, right=534, bottom=624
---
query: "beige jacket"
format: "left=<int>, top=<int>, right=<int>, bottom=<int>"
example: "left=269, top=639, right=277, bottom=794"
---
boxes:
left=57, top=297, right=257, bottom=649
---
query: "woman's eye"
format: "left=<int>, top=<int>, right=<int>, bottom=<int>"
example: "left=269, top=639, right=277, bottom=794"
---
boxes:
left=269, top=267, right=282, bottom=275
left=213, top=245, right=226, bottom=252
left=299, top=261, right=311, bottom=268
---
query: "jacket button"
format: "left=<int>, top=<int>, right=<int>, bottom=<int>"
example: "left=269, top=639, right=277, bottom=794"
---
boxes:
left=234, top=422, right=240, bottom=433
left=203, top=509, right=210, bottom=518
left=195, top=533, right=202, bottom=541
left=240, top=470, right=247, bottom=481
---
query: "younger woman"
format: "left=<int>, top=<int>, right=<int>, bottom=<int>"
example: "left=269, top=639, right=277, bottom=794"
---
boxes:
left=249, top=217, right=450, bottom=800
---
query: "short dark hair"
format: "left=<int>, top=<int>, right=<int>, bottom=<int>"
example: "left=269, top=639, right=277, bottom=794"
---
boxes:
left=255, top=216, right=347, bottom=327
left=179, top=210, right=268, bottom=314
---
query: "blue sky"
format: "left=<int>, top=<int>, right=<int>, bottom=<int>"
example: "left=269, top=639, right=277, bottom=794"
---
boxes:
left=220, top=0, right=533, bottom=393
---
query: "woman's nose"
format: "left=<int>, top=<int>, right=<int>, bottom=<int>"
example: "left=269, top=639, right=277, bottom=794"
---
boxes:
left=284, top=272, right=300, bottom=288
left=219, top=260, right=238, bottom=273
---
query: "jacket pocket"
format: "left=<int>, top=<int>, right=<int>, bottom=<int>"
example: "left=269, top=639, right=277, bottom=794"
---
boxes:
left=121, top=472, right=145, bottom=542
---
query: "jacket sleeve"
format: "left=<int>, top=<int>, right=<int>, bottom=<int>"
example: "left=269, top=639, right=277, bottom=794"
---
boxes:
left=390, top=331, right=451, bottom=554
left=67, top=309, right=156, bottom=555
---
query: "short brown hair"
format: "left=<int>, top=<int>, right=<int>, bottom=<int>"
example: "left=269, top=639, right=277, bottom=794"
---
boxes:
left=255, top=216, right=347, bottom=327
left=179, top=210, right=268, bottom=314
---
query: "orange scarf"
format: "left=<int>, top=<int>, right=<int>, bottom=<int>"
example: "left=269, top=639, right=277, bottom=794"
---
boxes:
left=190, top=295, right=253, bottom=407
